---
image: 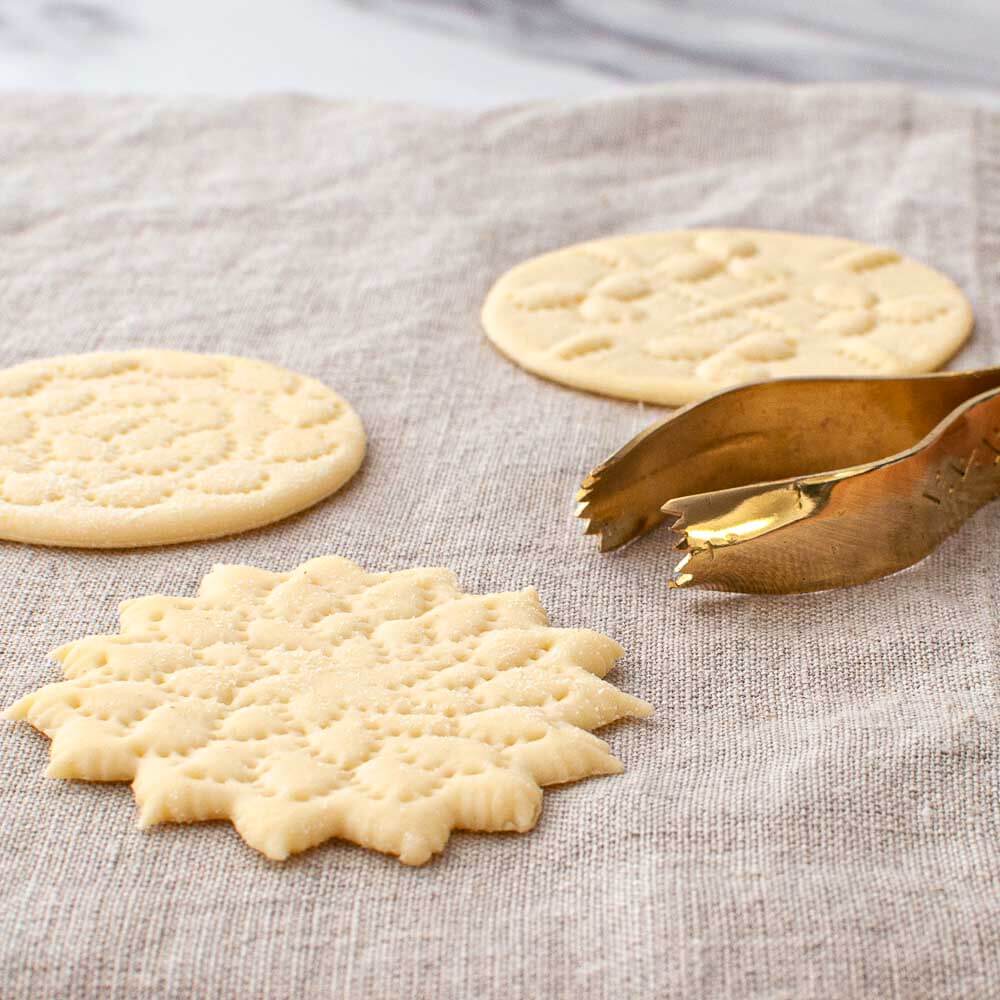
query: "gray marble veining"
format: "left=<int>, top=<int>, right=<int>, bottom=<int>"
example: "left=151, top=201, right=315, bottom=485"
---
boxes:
left=0, top=1, right=129, bottom=52
left=0, top=0, right=997, bottom=105
left=352, top=0, right=1000, bottom=91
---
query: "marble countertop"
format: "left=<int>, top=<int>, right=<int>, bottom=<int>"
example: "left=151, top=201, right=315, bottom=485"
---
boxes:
left=1, top=0, right=999, bottom=107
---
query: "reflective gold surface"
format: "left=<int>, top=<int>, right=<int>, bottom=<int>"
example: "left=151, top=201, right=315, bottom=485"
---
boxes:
left=577, top=368, right=1000, bottom=593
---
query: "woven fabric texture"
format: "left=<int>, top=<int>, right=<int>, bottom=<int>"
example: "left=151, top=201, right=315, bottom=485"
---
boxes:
left=0, top=84, right=997, bottom=999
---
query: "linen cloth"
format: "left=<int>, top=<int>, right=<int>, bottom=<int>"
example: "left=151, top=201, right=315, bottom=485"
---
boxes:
left=0, top=83, right=997, bottom=1000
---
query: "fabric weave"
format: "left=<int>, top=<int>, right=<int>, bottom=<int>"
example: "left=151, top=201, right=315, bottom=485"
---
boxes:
left=0, top=84, right=997, bottom=999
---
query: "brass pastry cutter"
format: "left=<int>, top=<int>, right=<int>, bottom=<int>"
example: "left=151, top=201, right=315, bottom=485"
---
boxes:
left=576, top=368, right=1000, bottom=594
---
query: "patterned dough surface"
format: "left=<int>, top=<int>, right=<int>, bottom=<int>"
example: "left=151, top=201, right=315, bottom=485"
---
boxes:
left=0, top=350, right=365, bottom=546
left=482, top=229, right=974, bottom=405
left=5, top=556, right=652, bottom=865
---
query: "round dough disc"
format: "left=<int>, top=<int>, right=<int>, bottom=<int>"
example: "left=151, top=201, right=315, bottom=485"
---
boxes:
left=482, top=229, right=974, bottom=405
left=0, top=350, right=365, bottom=547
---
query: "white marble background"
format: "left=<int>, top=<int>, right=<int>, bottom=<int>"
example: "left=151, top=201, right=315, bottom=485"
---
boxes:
left=0, top=0, right=998, bottom=107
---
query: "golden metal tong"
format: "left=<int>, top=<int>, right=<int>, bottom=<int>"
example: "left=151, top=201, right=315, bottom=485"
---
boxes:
left=577, top=368, right=1000, bottom=594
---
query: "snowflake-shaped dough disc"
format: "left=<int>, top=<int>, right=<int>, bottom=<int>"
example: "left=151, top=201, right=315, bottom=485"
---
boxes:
left=6, top=557, right=652, bottom=864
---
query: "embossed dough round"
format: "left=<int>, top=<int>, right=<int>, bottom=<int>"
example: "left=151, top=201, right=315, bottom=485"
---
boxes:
left=7, top=556, right=652, bottom=864
left=481, top=229, right=974, bottom=405
left=0, top=350, right=365, bottom=547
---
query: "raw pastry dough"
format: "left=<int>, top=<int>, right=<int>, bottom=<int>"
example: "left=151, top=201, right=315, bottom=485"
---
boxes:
left=6, top=556, right=652, bottom=864
left=482, top=229, right=973, bottom=405
left=0, top=350, right=365, bottom=546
